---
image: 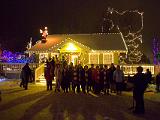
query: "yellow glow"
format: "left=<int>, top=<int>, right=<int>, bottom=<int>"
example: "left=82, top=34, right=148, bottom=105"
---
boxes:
left=66, top=43, right=78, bottom=51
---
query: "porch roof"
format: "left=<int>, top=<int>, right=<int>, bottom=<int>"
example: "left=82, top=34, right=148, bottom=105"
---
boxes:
left=27, top=33, right=127, bottom=52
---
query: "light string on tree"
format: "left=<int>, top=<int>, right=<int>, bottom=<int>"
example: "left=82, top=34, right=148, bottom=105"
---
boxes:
left=152, top=37, right=160, bottom=64
left=103, top=7, right=143, bottom=63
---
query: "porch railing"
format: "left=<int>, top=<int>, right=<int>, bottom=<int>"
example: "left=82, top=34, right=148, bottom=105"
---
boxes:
left=0, top=63, right=39, bottom=73
left=35, top=63, right=45, bottom=82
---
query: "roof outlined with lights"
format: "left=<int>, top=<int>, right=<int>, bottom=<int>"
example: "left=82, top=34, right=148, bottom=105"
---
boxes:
left=27, top=33, right=127, bottom=52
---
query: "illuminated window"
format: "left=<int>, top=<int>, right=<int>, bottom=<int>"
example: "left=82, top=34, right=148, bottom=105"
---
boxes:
left=39, top=53, right=48, bottom=63
left=89, top=53, right=99, bottom=64
left=103, top=53, right=113, bottom=64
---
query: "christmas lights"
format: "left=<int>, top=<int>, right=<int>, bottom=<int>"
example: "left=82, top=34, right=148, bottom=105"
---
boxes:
left=152, top=37, right=160, bottom=64
left=0, top=50, right=36, bottom=63
left=102, top=7, right=143, bottom=63
left=40, top=27, right=48, bottom=41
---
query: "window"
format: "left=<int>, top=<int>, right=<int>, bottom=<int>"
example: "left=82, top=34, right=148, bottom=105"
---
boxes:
left=103, top=53, right=113, bottom=64
left=89, top=53, right=99, bottom=64
left=39, top=53, right=48, bottom=63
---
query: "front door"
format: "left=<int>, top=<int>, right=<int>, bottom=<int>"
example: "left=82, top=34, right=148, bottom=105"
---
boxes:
left=71, top=55, right=78, bottom=65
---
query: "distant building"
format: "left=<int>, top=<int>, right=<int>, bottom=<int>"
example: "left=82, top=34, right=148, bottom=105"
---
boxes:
left=26, top=33, right=127, bottom=65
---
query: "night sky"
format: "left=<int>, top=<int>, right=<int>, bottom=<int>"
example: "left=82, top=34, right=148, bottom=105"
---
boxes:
left=1, top=0, right=160, bottom=59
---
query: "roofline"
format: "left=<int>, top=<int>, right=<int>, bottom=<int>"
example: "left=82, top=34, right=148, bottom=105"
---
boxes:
left=46, top=33, right=121, bottom=36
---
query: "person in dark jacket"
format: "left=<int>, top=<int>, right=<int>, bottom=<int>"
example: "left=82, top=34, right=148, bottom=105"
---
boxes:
left=49, top=57, right=55, bottom=81
left=68, top=62, right=74, bottom=91
left=94, top=65, right=100, bottom=94
left=108, top=63, right=116, bottom=93
left=103, top=65, right=110, bottom=95
left=84, top=65, right=89, bottom=93
left=44, top=60, right=53, bottom=90
left=156, top=72, right=160, bottom=92
left=21, top=63, right=32, bottom=90
left=99, top=65, right=104, bottom=93
left=145, top=69, right=152, bottom=84
left=132, top=66, right=148, bottom=114
left=78, top=65, right=85, bottom=93
left=61, top=64, right=70, bottom=93
left=72, top=65, right=79, bottom=93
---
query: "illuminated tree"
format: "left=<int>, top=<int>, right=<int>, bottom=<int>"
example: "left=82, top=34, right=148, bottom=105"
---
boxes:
left=102, top=7, right=143, bottom=63
left=152, top=36, right=160, bottom=64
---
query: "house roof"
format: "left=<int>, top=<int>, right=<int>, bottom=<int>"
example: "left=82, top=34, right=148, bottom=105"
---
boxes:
left=27, top=33, right=127, bottom=52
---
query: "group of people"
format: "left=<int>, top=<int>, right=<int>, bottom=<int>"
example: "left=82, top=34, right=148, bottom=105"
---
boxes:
left=44, top=57, right=126, bottom=95
left=44, top=57, right=153, bottom=114
left=19, top=57, right=153, bottom=114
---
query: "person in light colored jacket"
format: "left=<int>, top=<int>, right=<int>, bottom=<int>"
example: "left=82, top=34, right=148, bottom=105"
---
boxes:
left=113, top=65, right=124, bottom=95
left=54, top=64, right=62, bottom=92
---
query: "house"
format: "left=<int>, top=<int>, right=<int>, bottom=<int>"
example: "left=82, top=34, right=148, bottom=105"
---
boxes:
left=27, top=33, right=128, bottom=65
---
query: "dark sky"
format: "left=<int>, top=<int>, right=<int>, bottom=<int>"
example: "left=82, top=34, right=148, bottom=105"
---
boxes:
left=1, top=0, right=160, bottom=59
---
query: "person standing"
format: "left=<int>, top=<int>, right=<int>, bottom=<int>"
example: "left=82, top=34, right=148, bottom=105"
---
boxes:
left=94, top=65, right=100, bottom=94
left=108, top=63, right=116, bottom=93
left=78, top=65, right=85, bottom=93
left=50, top=57, right=56, bottom=81
left=145, top=69, right=152, bottom=84
left=72, top=65, right=79, bottom=93
left=61, top=64, right=69, bottom=93
left=103, top=65, right=110, bottom=95
left=132, top=66, right=148, bottom=114
left=156, top=72, right=160, bottom=92
left=21, top=63, right=32, bottom=90
left=44, top=60, right=53, bottom=90
left=113, top=65, right=124, bottom=95
left=99, top=65, right=104, bottom=93
left=88, top=64, right=96, bottom=92
left=54, top=63, right=62, bottom=92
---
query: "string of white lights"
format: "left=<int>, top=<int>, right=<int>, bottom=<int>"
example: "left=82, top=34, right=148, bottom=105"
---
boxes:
left=104, top=7, right=144, bottom=63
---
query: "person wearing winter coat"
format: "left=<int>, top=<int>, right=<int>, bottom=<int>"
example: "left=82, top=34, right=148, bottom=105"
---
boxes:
left=113, top=65, right=124, bottom=95
left=103, top=65, right=110, bottom=95
left=54, top=63, right=62, bottom=92
left=78, top=65, right=85, bottom=93
left=145, top=69, right=152, bottom=84
left=156, top=72, right=160, bottom=92
left=72, top=65, right=80, bottom=93
left=21, top=63, right=32, bottom=90
left=108, top=63, right=116, bottom=93
left=84, top=65, right=89, bottom=93
left=61, top=65, right=70, bottom=93
left=44, top=60, right=53, bottom=90
left=94, top=65, right=100, bottom=94
left=132, top=66, right=147, bottom=114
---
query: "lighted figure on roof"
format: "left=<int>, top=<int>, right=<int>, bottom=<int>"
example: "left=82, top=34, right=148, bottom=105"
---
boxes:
left=40, top=27, right=48, bottom=42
